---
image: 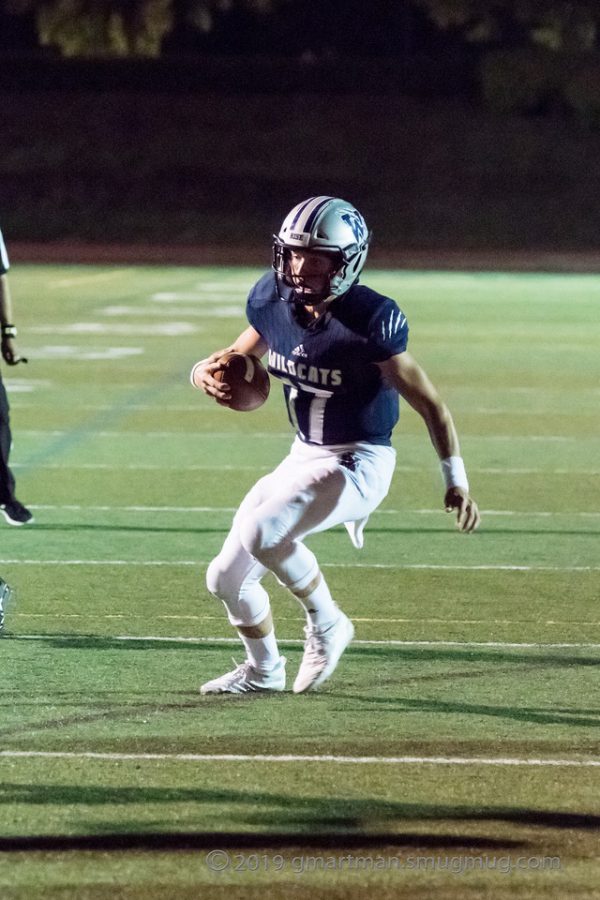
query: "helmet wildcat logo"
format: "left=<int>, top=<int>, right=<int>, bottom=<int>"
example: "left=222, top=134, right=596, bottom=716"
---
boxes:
left=341, top=211, right=366, bottom=243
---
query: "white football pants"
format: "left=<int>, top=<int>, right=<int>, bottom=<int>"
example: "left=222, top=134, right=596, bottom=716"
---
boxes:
left=206, top=437, right=396, bottom=626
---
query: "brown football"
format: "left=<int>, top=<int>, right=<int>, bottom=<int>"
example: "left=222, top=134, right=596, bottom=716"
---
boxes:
left=214, top=352, right=270, bottom=411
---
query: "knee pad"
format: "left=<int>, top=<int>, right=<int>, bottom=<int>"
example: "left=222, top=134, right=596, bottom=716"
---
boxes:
left=205, top=556, right=269, bottom=628
left=205, top=556, right=232, bottom=600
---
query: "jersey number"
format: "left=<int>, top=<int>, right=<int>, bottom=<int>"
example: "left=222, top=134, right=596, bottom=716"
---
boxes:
left=287, top=386, right=333, bottom=445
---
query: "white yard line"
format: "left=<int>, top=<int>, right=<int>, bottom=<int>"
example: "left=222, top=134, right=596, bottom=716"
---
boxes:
left=30, top=324, right=198, bottom=336
left=18, top=430, right=292, bottom=439
left=11, top=389, right=600, bottom=404
left=100, top=305, right=245, bottom=318
left=26, top=503, right=600, bottom=518
left=49, top=270, right=130, bottom=289
left=29, top=504, right=238, bottom=512
left=16, top=430, right=588, bottom=442
left=16, top=614, right=600, bottom=626
left=152, top=289, right=246, bottom=301
left=11, top=404, right=211, bottom=412
left=11, top=463, right=600, bottom=475
left=14, top=634, right=600, bottom=650
left=12, top=464, right=270, bottom=471
left=0, top=559, right=598, bottom=572
left=1, top=750, right=598, bottom=768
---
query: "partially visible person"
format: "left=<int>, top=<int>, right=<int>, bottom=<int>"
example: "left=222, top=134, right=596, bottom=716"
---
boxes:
left=0, top=228, right=33, bottom=525
left=0, top=577, right=12, bottom=633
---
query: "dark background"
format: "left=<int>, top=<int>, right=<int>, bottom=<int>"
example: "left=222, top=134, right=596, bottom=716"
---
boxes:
left=1, top=0, right=600, bottom=255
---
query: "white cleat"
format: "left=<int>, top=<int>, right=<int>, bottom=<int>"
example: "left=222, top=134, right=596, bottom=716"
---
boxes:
left=293, top=612, right=355, bottom=693
left=200, top=656, right=286, bottom=695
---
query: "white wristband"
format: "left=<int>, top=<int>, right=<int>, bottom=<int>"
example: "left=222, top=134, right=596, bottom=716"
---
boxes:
left=440, top=456, right=469, bottom=492
left=190, top=359, right=208, bottom=389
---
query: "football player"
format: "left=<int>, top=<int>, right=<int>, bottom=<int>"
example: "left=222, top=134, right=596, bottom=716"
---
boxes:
left=192, top=196, right=480, bottom=695
left=0, top=228, right=33, bottom=526
left=0, top=577, right=12, bottom=633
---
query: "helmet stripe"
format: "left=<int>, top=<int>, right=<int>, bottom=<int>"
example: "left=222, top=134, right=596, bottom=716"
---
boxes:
left=289, top=197, right=318, bottom=230
left=302, top=196, right=334, bottom=232
left=290, top=195, right=332, bottom=232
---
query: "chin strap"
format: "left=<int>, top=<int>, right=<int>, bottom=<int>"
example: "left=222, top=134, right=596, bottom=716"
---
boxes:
left=292, top=292, right=335, bottom=309
left=275, top=270, right=338, bottom=310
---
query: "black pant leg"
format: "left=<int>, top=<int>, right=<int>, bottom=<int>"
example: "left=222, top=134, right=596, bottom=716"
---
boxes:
left=0, top=376, right=16, bottom=503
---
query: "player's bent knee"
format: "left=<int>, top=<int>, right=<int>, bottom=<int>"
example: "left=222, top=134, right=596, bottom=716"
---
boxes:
left=205, top=559, right=269, bottom=627
left=206, top=557, right=240, bottom=601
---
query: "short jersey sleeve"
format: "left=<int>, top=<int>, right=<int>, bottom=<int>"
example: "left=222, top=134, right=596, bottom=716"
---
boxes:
left=246, top=283, right=262, bottom=335
left=0, top=229, right=9, bottom=275
left=367, top=298, right=408, bottom=361
left=246, top=271, right=280, bottom=339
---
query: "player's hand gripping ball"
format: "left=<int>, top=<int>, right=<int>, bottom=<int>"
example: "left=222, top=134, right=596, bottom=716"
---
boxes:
left=210, top=352, right=270, bottom=411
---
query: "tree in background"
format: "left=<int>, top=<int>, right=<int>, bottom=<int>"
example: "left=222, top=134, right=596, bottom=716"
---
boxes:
left=416, top=0, right=598, bottom=51
left=3, top=0, right=600, bottom=59
left=183, top=0, right=282, bottom=36
left=2, top=0, right=173, bottom=56
left=417, top=0, right=600, bottom=118
left=3, top=0, right=600, bottom=122
left=0, top=0, right=289, bottom=56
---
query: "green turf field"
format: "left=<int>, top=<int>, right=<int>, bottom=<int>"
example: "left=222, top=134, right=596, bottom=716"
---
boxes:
left=1, top=264, right=598, bottom=899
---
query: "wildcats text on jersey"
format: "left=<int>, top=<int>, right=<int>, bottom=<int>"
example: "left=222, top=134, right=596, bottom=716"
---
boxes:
left=268, top=349, right=342, bottom=388
left=246, top=273, right=409, bottom=445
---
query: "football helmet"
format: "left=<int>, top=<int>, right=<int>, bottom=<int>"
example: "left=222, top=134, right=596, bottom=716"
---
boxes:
left=272, top=196, right=371, bottom=303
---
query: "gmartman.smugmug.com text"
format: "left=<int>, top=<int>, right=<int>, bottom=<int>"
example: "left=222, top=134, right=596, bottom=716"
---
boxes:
left=205, top=851, right=562, bottom=876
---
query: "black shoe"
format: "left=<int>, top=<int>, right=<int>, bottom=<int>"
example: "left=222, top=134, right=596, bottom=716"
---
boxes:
left=0, top=578, right=12, bottom=633
left=1, top=500, right=34, bottom=526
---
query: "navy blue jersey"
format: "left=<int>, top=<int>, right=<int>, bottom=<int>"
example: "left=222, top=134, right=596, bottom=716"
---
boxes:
left=0, top=229, right=9, bottom=275
left=246, top=272, right=408, bottom=446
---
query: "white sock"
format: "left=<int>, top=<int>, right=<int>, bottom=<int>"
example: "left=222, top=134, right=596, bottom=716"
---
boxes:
left=291, top=569, right=339, bottom=630
left=239, top=629, right=280, bottom=673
